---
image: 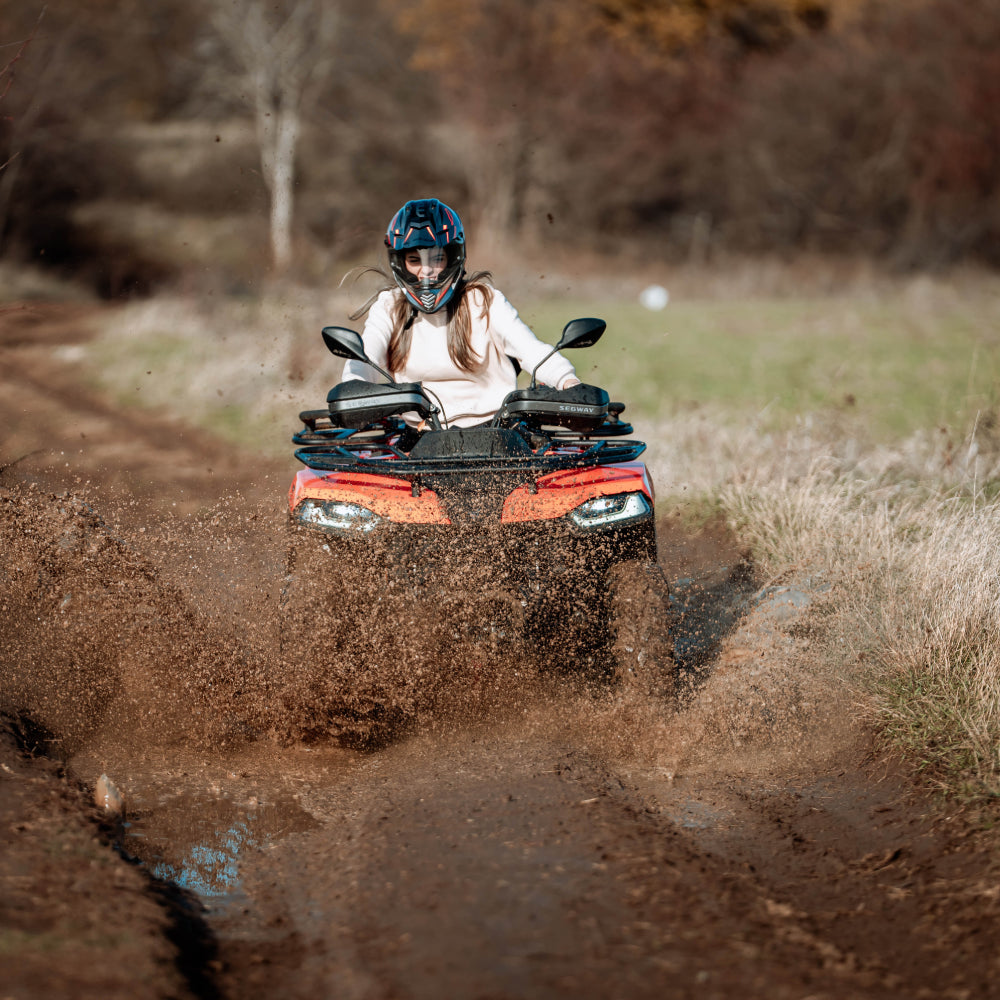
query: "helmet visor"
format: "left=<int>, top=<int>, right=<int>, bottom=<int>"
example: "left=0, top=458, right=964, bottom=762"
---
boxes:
left=401, top=246, right=450, bottom=281
left=389, top=241, right=466, bottom=312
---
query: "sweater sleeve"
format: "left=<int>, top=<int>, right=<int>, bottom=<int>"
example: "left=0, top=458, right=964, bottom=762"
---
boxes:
left=485, top=289, right=577, bottom=388
left=342, top=291, right=395, bottom=383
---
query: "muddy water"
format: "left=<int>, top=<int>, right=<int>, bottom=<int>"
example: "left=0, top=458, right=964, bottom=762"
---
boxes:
left=69, top=707, right=819, bottom=1000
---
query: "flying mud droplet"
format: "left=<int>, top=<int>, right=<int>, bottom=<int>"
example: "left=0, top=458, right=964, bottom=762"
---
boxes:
left=274, top=522, right=551, bottom=745
left=642, top=575, right=850, bottom=775
left=0, top=485, right=274, bottom=751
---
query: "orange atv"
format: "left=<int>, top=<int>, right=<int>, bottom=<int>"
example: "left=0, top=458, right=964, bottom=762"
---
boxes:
left=283, top=319, right=674, bottom=694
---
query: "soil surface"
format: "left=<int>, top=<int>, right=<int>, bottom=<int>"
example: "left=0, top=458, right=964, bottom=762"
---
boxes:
left=3, top=301, right=1000, bottom=1000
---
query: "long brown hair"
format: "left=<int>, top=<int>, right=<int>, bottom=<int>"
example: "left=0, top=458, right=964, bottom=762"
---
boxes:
left=350, top=270, right=495, bottom=376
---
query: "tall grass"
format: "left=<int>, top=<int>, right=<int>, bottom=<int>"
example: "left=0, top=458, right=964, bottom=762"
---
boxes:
left=713, top=428, right=1000, bottom=795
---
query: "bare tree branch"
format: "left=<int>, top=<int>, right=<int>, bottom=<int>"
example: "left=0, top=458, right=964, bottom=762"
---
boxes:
left=206, top=0, right=337, bottom=271
left=0, top=6, right=46, bottom=113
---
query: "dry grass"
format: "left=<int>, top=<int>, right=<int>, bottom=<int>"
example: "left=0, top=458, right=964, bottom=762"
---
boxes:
left=705, top=423, right=1000, bottom=796
left=85, top=287, right=358, bottom=450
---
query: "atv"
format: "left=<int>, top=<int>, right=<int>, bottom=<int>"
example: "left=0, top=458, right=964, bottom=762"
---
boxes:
left=282, top=317, right=674, bottom=705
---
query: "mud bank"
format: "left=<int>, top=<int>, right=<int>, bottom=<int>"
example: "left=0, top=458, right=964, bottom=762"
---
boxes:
left=0, top=717, right=213, bottom=1000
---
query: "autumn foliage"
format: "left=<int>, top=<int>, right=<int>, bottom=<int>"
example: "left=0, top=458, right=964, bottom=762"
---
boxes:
left=1, top=0, right=998, bottom=289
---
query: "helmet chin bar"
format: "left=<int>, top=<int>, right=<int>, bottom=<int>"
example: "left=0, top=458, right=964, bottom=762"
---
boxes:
left=392, top=259, right=465, bottom=314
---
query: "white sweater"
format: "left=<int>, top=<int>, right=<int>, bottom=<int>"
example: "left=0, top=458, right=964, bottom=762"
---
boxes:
left=342, top=287, right=577, bottom=428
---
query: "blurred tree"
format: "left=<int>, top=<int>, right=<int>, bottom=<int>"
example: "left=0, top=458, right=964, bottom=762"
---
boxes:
left=0, top=7, right=44, bottom=240
left=387, top=0, right=596, bottom=244
left=704, top=0, right=1000, bottom=265
left=383, top=0, right=856, bottom=248
left=4, top=0, right=999, bottom=284
left=0, top=1, right=143, bottom=256
left=897, top=0, right=1000, bottom=265
left=292, top=0, right=451, bottom=258
left=0, top=7, right=42, bottom=110
left=588, top=0, right=866, bottom=55
left=201, top=0, right=337, bottom=271
left=388, top=0, right=746, bottom=249
left=0, top=0, right=202, bottom=289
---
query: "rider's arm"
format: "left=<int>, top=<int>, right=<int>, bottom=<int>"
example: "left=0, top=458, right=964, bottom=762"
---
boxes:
left=486, top=289, right=579, bottom=388
left=342, top=291, right=394, bottom=383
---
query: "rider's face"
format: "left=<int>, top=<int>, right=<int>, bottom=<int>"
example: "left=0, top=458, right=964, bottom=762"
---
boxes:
left=404, top=248, right=447, bottom=281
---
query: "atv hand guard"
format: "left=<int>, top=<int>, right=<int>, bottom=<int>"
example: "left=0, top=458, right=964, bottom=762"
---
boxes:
left=496, top=383, right=610, bottom=432
left=326, top=380, right=434, bottom=430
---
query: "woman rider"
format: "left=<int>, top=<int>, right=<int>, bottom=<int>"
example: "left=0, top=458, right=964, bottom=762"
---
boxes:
left=342, top=198, right=581, bottom=429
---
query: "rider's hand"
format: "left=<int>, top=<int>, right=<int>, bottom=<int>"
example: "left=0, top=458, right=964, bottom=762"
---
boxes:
left=561, top=377, right=582, bottom=389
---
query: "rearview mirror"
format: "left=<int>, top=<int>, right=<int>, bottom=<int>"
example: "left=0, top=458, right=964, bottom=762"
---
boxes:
left=556, top=317, right=606, bottom=351
left=321, top=325, right=396, bottom=384
left=528, top=317, right=607, bottom=389
left=321, top=326, right=368, bottom=363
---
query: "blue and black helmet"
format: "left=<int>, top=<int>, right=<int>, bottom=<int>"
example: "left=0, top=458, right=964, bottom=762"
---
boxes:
left=385, top=199, right=466, bottom=313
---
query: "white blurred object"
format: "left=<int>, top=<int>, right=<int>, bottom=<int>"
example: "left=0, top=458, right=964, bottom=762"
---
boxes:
left=95, top=773, right=125, bottom=815
left=640, top=284, right=669, bottom=310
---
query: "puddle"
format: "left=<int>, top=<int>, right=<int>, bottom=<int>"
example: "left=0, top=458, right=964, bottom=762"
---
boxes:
left=124, top=792, right=318, bottom=899
left=663, top=797, right=730, bottom=831
left=670, top=568, right=755, bottom=668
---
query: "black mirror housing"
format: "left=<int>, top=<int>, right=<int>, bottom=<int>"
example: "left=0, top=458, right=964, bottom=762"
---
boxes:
left=321, top=325, right=396, bottom=384
left=556, top=317, right=606, bottom=351
left=321, top=326, right=368, bottom=363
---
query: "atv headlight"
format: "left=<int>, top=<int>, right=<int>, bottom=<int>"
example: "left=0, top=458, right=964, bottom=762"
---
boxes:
left=294, top=499, right=382, bottom=534
left=567, top=492, right=651, bottom=529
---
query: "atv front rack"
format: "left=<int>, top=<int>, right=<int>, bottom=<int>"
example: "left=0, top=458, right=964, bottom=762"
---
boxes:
left=292, top=418, right=647, bottom=476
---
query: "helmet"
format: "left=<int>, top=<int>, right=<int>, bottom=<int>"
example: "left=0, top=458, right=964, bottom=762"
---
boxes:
left=385, top=199, right=466, bottom=313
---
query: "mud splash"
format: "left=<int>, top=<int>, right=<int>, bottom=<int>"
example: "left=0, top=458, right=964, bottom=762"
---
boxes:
left=8, top=475, right=996, bottom=1000
left=2, top=474, right=823, bottom=769
left=3, top=467, right=847, bottom=777
left=1, top=486, right=210, bottom=748
left=2, top=482, right=682, bottom=753
left=273, top=523, right=541, bottom=744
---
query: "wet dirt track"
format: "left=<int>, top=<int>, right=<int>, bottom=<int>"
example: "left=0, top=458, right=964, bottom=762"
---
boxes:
left=3, top=303, right=1000, bottom=1000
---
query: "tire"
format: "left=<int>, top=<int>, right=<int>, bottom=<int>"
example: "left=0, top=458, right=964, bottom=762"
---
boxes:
left=607, top=560, right=677, bottom=699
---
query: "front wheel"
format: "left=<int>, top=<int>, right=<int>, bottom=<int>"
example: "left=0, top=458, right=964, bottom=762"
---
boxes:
left=607, top=560, right=677, bottom=699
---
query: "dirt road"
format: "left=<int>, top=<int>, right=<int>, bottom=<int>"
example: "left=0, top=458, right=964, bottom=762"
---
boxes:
left=3, top=302, right=999, bottom=999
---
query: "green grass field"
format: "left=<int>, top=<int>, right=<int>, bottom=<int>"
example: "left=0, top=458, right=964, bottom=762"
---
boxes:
left=87, top=272, right=1000, bottom=456
left=522, top=287, right=1000, bottom=440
